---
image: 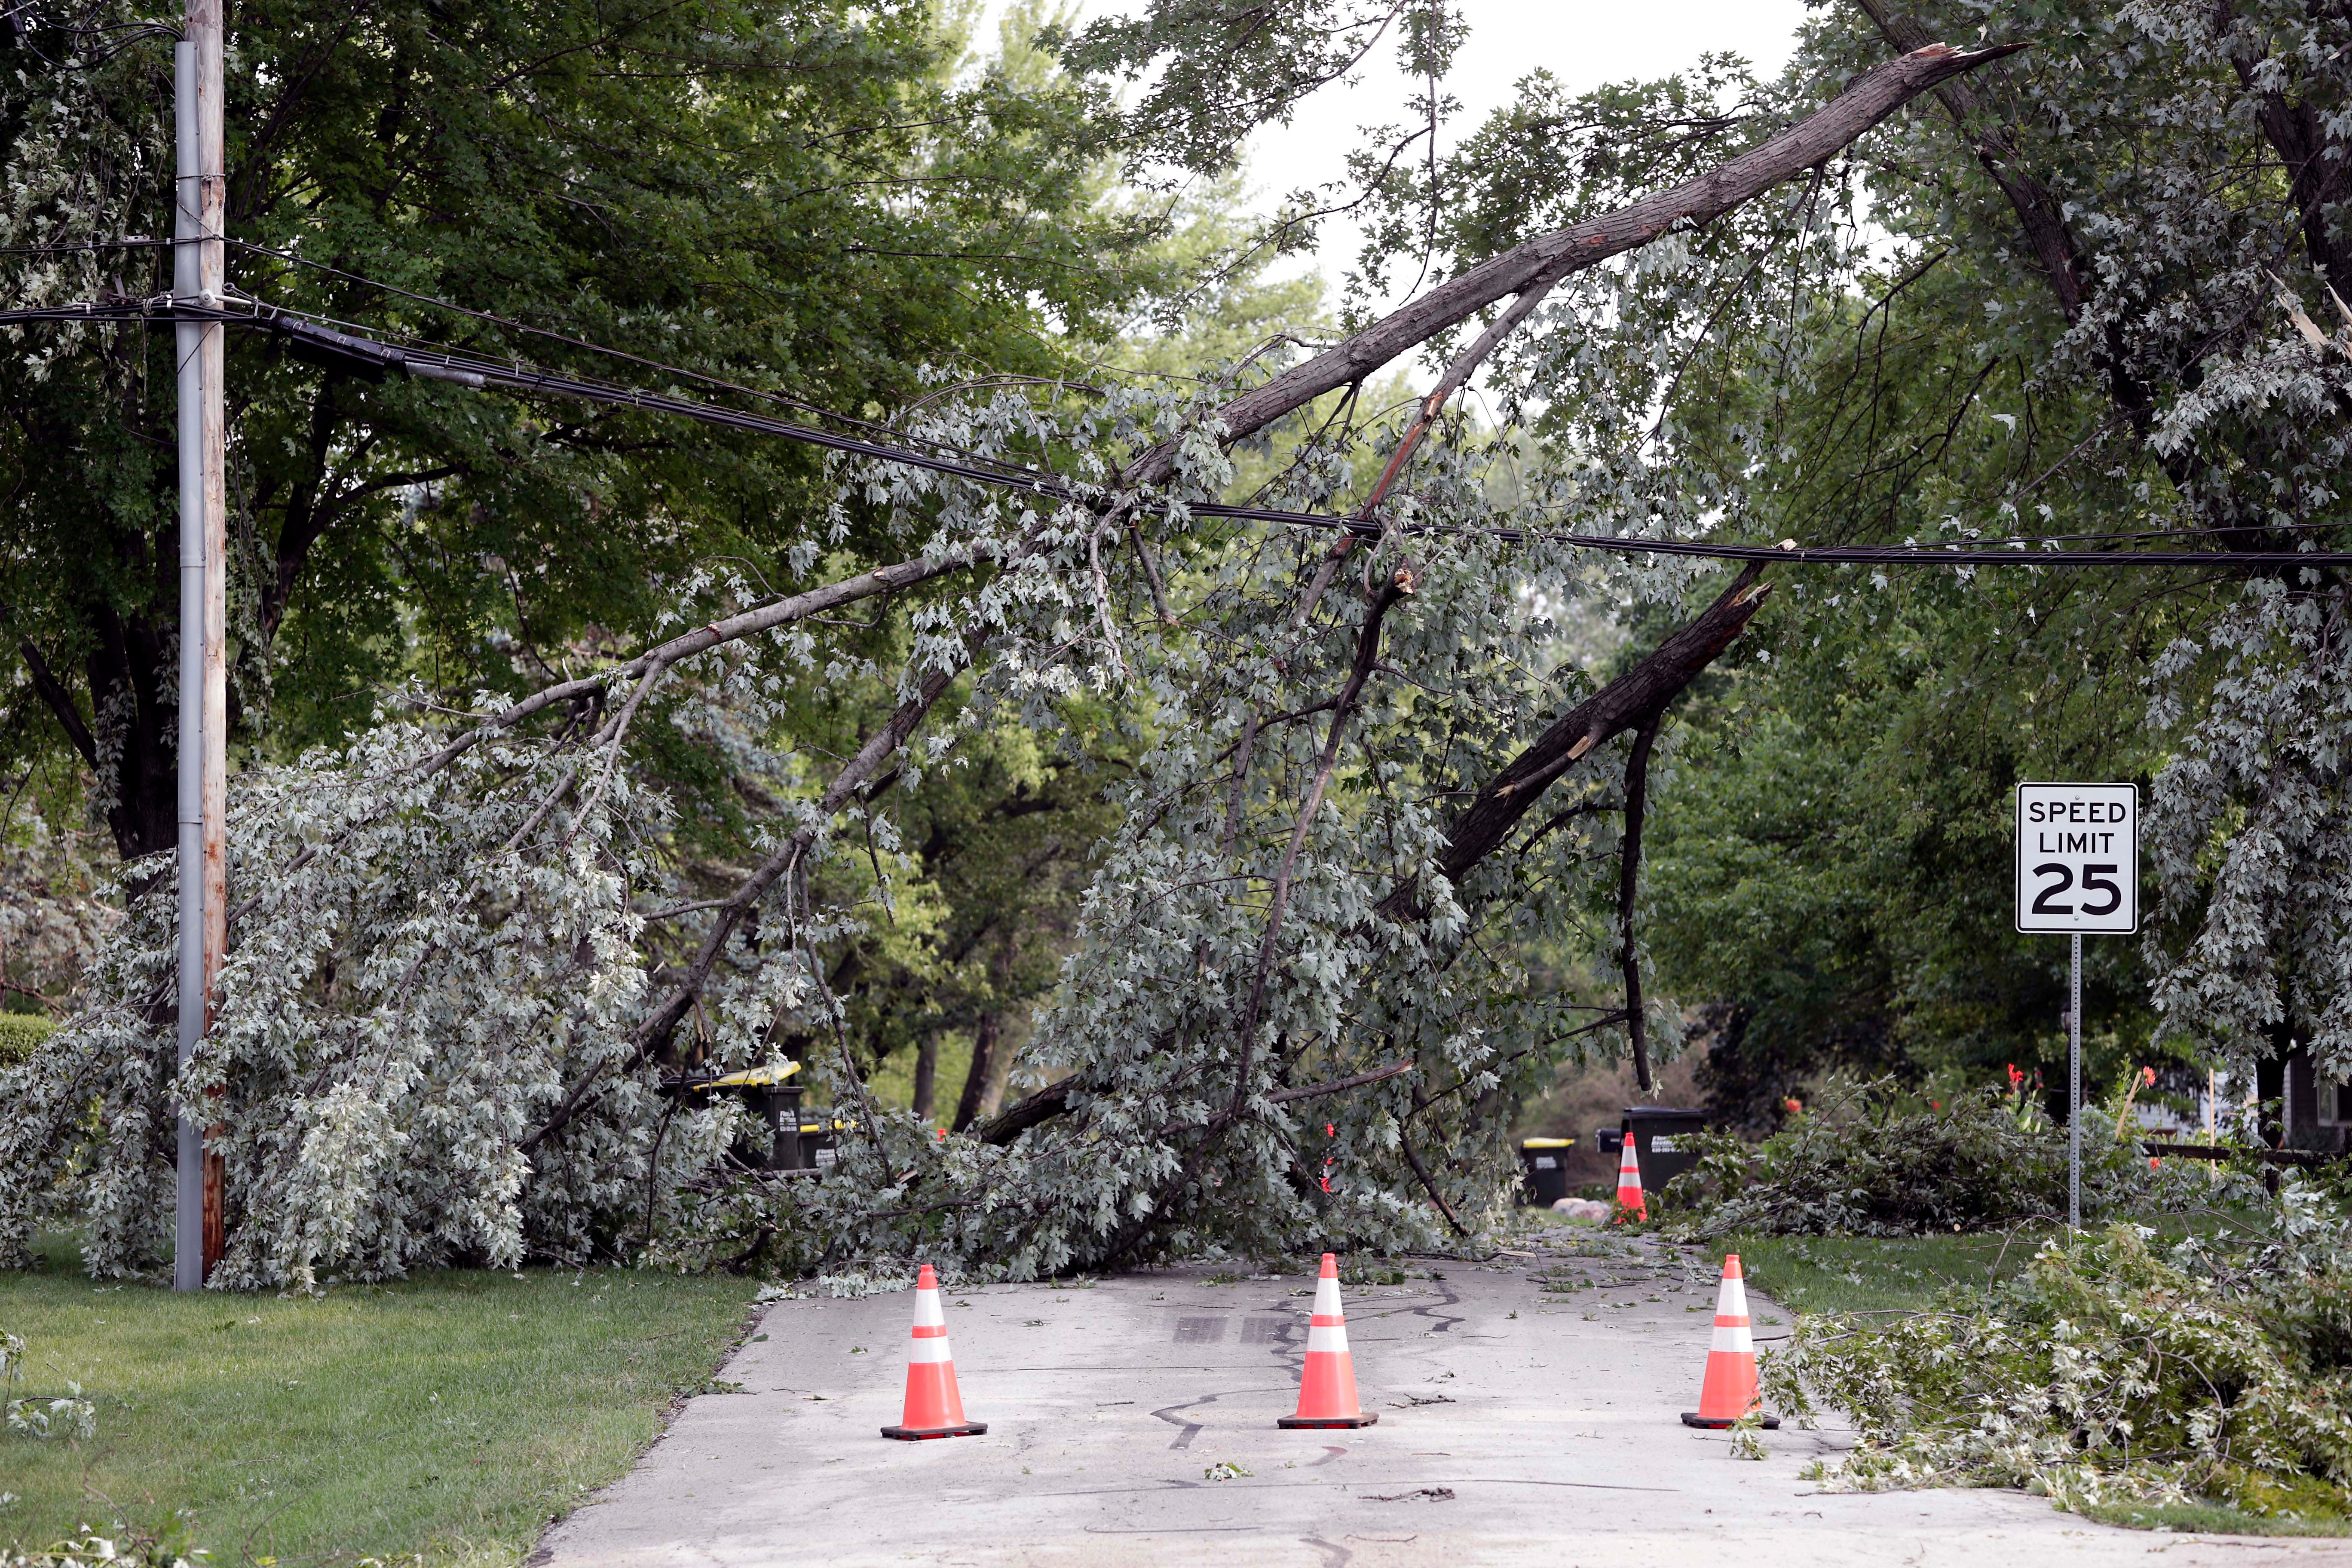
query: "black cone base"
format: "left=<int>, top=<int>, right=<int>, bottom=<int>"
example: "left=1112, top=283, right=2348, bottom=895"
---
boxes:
left=1278, top=1412, right=1378, bottom=1429
left=881, top=1420, right=988, bottom=1440
left=1681, top=1412, right=1780, bottom=1430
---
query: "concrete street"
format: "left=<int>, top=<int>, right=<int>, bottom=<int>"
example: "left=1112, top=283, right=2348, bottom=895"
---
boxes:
left=539, top=1233, right=2352, bottom=1567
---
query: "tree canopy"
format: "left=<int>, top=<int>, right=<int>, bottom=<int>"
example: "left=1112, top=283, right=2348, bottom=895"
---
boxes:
left=2, top=0, right=2347, bottom=1285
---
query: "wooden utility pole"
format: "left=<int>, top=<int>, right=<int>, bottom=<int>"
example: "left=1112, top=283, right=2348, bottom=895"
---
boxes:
left=171, top=0, right=226, bottom=1292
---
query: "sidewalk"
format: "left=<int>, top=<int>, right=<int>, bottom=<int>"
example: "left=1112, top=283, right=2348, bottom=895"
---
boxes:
left=537, top=1234, right=2352, bottom=1566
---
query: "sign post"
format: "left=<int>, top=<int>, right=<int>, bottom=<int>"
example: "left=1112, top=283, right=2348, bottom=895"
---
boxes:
left=2015, top=782, right=2138, bottom=1231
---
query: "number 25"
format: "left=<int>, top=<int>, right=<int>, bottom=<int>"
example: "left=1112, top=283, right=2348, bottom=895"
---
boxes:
left=2032, top=863, right=2120, bottom=917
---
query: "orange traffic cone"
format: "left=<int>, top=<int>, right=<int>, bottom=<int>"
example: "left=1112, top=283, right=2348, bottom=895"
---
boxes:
left=1613, top=1133, right=1646, bottom=1222
left=1680, top=1253, right=1779, bottom=1430
left=1278, top=1253, right=1377, bottom=1429
left=880, top=1264, right=987, bottom=1440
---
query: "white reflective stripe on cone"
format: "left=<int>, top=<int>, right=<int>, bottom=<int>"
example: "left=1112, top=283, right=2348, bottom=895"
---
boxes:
left=1306, top=1324, right=1350, bottom=1354
left=913, top=1288, right=946, bottom=1329
left=1710, top=1322, right=1753, bottom=1355
left=1313, top=1277, right=1343, bottom=1317
left=907, top=1334, right=954, bottom=1364
left=1720, top=1275, right=1749, bottom=1318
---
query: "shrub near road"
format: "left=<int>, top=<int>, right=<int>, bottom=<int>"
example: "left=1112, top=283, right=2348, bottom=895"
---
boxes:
left=0, top=1236, right=756, bottom=1566
left=1666, top=1078, right=2154, bottom=1237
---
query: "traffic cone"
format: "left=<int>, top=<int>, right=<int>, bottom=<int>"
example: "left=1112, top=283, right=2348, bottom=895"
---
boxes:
left=1613, top=1133, right=1646, bottom=1222
left=1681, top=1254, right=1779, bottom=1430
left=880, top=1264, right=987, bottom=1440
left=1278, top=1253, right=1378, bottom=1429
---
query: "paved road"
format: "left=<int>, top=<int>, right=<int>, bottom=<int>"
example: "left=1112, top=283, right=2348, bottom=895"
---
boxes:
left=540, top=1234, right=2352, bottom=1567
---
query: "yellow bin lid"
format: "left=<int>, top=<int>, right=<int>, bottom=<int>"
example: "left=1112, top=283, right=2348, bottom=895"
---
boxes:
left=1521, top=1136, right=1574, bottom=1148
left=693, top=1062, right=802, bottom=1089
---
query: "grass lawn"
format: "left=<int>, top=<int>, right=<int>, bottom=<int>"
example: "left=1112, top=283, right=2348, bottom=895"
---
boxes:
left=1720, top=1229, right=2060, bottom=1315
left=0, top=1232, right=760, bottom=1568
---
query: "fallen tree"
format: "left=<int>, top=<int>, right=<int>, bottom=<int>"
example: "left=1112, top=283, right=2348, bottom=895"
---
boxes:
left=0, top=34, right=2023, bottom=1285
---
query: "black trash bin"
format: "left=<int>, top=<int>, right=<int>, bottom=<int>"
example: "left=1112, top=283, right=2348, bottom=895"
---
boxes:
left=668, top=1063, right=811, bottom=1170
left=1622, top=1106, right=1707, bottom=1192
left=1517, top=1137, right=1574, bottom=1206
left=796, top=1113, right=852, bottom=1172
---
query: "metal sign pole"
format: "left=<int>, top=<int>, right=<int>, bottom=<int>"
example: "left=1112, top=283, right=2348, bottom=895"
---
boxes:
left=2069, top=931, right=2082, bottom=1231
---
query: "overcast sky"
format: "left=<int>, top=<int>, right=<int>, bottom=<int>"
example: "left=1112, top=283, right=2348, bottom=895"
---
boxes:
left=1209, top=0, right=1813, bottom=292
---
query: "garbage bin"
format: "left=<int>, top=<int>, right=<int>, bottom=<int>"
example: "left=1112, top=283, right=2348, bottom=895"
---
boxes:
left=1622, top=1106, right=1706, bottom=1192
left=668, top=1063, right=809, bottom=1170
left=796, top=1114, right=852, bottom=1172
left=1517, top=1137, right=1574, bottom=1206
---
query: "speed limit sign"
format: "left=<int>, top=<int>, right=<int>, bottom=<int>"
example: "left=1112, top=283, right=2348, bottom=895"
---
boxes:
left=2015, top=782, right=2138, bottom=934
left=2017, top=780, right=2137, bottom=1234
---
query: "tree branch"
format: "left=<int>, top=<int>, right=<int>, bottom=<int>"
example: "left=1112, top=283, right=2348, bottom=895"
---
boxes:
left=518, top=644, right=973, bottom=1155
left=1267, top=1058, right=1414, bottom=1103
left=18, top=641, right=96, bottom=768
left=1616, top=716, right=1661, bottom=1095
left=1423, top=565, right=1771, bottom=894
left=1398, top=1124, right=1468, bottom=1237
left=419, top=549, right=986, bottom=779
left=1122, top=42, right=2026, bottom=489
left=1228, top=569, right=1416, bottom=1120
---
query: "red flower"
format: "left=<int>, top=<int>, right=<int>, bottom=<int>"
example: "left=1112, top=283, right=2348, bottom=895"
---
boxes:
left=1782, top=1096, right=1803, bottom=1115
left=2142, top=1066, right=2157, bottom=1088
left=2006, top=1063, right=2025, bottom=1089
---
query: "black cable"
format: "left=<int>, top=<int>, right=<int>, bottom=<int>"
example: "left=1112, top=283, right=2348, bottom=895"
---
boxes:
left=152, top=248, right=2352, bottom=555
left=11, top=297, right=2352, bottom=569
left=224, top=240, right=1039, bottom=477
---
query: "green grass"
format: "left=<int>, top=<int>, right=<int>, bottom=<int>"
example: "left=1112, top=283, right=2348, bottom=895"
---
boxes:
left=2076, top=1500, right=2352, bottom=1537
left=0, top=1232, right=759, bottom=1568
left=1720, top=1231, right=2059, bottom=1315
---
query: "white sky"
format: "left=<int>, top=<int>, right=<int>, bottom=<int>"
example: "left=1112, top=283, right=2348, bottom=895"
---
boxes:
left=1232, top=0, right=1810, bottom=293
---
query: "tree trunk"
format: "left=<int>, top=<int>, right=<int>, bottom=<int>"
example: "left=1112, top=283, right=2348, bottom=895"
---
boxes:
left=951, top=1013, right=1001, bottom=1133
left=911, top=1031, right=939, bottom=1120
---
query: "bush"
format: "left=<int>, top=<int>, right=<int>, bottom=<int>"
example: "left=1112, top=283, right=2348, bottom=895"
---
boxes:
left=1761, top=1185, right=2352, bottom=1521
left=1663, top=1078, right=2152, bottom=1237
left=0, top=1013, right=52, bottom=1068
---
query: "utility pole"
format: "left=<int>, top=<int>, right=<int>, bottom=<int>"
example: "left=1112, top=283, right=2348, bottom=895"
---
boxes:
left=172, top=0, right=227, bottom=1292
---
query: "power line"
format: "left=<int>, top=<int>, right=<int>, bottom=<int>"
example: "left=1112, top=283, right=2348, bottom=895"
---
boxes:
left=9, top=296, right=2352, bottom=569
left=222, top=240, right=1043, bottom=478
